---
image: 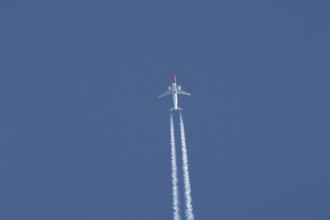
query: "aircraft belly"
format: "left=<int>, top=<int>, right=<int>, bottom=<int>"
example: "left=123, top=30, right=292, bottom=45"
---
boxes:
left=173, top=94, right=178, bottom=109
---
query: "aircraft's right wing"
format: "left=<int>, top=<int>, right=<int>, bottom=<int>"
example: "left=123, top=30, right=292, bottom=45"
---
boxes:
left=178, top=90, right=191, bottom=96
left=158, top=90, right=172, bottom=98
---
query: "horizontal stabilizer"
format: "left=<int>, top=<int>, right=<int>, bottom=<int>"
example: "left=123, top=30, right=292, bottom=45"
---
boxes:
left=169, top=107, right=183, bottom=111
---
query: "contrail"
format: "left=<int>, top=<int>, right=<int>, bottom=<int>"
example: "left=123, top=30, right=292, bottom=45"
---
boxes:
left=179, top=111, right=194, bottom=220
left=170, top=112, right=181, bottom=220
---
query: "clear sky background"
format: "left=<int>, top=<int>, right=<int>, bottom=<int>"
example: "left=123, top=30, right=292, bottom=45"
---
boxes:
left=1, top=0, right=329, bottom=219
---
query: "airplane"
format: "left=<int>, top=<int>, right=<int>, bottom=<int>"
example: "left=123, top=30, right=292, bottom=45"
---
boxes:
left=158, top=74, right=191, bottom=111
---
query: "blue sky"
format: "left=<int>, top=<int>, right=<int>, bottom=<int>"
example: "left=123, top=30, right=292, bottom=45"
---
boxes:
left=1, top=0, right=329, bottom=219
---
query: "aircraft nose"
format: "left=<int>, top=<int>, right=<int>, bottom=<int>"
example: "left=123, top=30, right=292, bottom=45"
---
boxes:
left=172, top=74, right=176, bottom=83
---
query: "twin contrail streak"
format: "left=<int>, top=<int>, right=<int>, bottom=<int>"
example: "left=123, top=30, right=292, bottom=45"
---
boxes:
left=160, top=75, right=194, bottom=219
left=180, top=111, right=194, bottom=220
left=170, top=112, right=181, bottom=220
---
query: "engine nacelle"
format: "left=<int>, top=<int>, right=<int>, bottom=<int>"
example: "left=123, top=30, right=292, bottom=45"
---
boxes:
left=177, top=85, right=181, bottom=91
left=168, top=86, right=171, bottom=90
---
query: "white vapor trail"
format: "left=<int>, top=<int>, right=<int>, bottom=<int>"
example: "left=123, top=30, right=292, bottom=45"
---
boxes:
left=170, top=112, right=181, bottom=220
left=179, top=111, right=194, bottom=220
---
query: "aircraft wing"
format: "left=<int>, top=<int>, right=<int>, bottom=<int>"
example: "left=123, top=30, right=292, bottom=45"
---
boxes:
left=178, top=90, right=191, bottom=96
left=158, top=90, right=172, bottom=98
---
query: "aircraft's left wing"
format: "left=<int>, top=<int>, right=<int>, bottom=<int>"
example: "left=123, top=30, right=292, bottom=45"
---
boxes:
left=178, top=90, right=191, bottom=96
left=158, top=90, right=172, bottom=98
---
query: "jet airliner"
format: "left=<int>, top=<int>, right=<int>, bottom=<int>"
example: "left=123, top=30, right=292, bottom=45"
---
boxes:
left=158, top=74, right=191, bottom=111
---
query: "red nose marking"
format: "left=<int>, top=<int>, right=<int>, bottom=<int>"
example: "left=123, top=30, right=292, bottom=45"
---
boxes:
left=172, top=74, right=176, bottom=83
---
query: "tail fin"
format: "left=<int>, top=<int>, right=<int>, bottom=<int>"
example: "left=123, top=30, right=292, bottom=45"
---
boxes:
left=169, top=107, right=183, bottom=111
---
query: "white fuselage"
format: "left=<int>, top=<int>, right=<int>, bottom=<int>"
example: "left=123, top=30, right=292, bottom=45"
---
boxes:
left=172, top=82, right=178, bottom=110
